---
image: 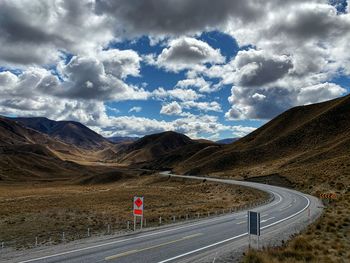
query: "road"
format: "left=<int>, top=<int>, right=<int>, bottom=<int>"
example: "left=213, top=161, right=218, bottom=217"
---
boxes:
left=5, top=173, right=321, bottom=263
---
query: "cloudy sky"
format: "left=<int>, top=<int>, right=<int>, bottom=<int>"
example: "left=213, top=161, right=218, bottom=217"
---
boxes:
left=0, top=0, right=349, bottom=140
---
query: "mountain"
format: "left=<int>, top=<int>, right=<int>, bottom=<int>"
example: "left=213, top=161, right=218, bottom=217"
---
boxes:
left=0, top=116, right=88, bottom=181
left=115, top=131, right=209, bottom=164
left=107, top=136, right=139, bottom=143
left=216, top=138, right=240, bottom=144
left=11, top=117, right=111, bottom=149
left=171, top=94, right=350, bottom=187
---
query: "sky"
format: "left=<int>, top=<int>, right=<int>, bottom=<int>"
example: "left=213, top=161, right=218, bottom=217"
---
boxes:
left=0, top=0, right=349, bottom=140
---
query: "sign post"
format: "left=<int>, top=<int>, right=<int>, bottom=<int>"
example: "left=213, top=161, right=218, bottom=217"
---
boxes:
left=248, top=211, right=261, bottom=249
left=133, top=196, right=144, bottom=231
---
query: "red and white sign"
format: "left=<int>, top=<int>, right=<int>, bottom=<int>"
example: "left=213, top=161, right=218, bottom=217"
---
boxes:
left=133, top=196, right=144, bottom=216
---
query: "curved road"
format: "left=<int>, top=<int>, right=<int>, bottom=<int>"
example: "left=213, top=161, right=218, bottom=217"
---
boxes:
left=5, top=173, right=321, bottom=263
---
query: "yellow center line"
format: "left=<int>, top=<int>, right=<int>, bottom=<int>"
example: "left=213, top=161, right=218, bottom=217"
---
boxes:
left=105, top=233, right=203, bottom=261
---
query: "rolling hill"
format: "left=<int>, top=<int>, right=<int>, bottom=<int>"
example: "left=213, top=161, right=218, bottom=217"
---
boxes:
left=0, top=117, right=88, bottom=181
left=115, top=131, right=217, bottom=164
left=11, top=117, right=111, bottom=149
left=171, top=94, right=350, bottom=188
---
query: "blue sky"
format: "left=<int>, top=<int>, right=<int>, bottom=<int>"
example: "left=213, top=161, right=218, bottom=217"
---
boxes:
left=0, top=0, right=349, bottom=140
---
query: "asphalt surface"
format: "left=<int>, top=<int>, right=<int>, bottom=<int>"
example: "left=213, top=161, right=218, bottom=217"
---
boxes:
left=4, top=173, right=319, bottom=263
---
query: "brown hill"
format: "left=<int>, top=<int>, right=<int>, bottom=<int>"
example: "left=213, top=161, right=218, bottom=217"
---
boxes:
left=11, top=117, right=111, bottom=149
left=171, top=94, right=350, bottom=187
left=115, top=131, right=215, bottom=164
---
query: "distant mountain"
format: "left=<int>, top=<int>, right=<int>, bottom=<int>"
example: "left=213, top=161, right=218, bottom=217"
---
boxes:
left=11, top=117, right=111, bottom=149
left=116, top=131, right=201, bottom=164
left=0, top=116, right=87, bottom=181
left=107, top=136, right=139, bottom=143
left=216, top=138, right=240, bottom=144
left=173, top=94, right=350, bottom=184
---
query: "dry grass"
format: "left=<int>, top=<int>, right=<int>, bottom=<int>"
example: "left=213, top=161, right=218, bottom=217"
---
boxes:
left=0, top=175, right=267, bottom=248
left=239, top=159, right=350, bottom=263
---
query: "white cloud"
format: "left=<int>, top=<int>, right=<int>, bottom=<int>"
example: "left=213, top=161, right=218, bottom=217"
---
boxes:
left=150, top=37, right=225, bottom=72
left=225, top=83, right=346, bottom=120
left=129, top=106, right=142, bottom=113
left=160, top=101, right=182, bottom=115
left=152, top=87, right=203, bottom=101
left=0, top=0, right=113, bottom=67
left=181, top=101, right=222, bottom=112
left=176, top=77, right=214, bottom=93
left=232, top=125, right=256, bottom=137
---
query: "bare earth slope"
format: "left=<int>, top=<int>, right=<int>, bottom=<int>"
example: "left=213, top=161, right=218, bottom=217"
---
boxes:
left=12, top=117, right=111, bottom=149
left=174, top=94, right=350, bottom=185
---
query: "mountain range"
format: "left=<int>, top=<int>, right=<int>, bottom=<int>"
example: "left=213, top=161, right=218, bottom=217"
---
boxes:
left=1, top=94, right=349, bottom=187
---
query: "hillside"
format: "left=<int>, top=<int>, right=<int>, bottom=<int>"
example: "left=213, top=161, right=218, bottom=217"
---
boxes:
left=12, top=117, right=111, bottom=149
left=115, top=131, right=215, bottom=164
left=0, top=117, right=88, bottom=181
left=172, top=94, right=350, bottom=188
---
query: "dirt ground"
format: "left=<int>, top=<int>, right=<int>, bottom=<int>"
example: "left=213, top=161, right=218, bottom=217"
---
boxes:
left=0, top=174, right=267, bottom=248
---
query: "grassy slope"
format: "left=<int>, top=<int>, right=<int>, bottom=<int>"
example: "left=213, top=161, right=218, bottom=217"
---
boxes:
left=0, top=176, right=268, bottom=248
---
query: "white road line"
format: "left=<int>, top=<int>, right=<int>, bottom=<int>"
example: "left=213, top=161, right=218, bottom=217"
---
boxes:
left=157, top=194, right=310, bottom=263
left=261, top=217, right=275, bottom=223
left=17, top=210, right=243, bottom=263
left=17, top=175, right=305, bottom=263
left=279, top=203, right=293, bottom=211
left=236, top=221, right=246, bottom=225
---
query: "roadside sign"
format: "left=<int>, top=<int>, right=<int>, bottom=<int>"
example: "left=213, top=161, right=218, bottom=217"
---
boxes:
left=133, top=196, right=144, bottom=216
left=248, top=211, right=260, bottom=236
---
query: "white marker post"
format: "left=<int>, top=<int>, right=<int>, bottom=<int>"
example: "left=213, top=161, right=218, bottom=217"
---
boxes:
left=248, top=211, right=261, bottom=249
left=133, top=196, right=144, bottom=231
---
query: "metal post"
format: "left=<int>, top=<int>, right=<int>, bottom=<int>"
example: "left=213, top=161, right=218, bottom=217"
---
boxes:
left=88, top=228, right=90, bottom=237
left=257, top=236, right=259, bottom=250
left=134, top=216, right=136, bottom=231
left=127, top=221, right=130, bottom=230
left=62, top=232, right=65, bottom=242
left=35, top=236, right=38, bottom=247
left=159, top=217, right=162, bottom=225
left=249, top=234, right=251, bottom=248
left=173, top=215, right=176, bottom=223
left=140, top=217, right=143, bottom=230
left=207, top=211, right=210, bottom=217
left=107, top=224, right=110, bottom=234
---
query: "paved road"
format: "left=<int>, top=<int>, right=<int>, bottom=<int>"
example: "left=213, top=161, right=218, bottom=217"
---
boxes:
left=5, top=173, right=320, bottom=263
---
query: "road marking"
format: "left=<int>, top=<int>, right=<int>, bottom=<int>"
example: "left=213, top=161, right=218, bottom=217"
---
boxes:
left=17, top=216, right=224, bottom=263
left=279, top=203, right=293, bottom=211
left=236, top=215, right=247, bottom=220
left=261, top=217, right=275, bottom=223
left=17, top=175, right=302, bottom=263
left=157, top=194, right=311, bottom=263
left=261, top=213, right=269, bottom=217
left=105, top=233, right=203, bottom=261
left=236, top=221, right=246, bottom=225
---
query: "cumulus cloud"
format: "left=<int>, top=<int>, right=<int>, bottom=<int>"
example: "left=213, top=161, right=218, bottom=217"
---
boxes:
left=95, top=0, right=264, bottom=37
left=160, top=101, right=182, bottom=115
left=152, top=87, right=203, bottom=101
left=0, top=0, right=113, bottom=67
left=181, top=101, right=222, bottom=112
left=232, top=125, right=256, bottom=137
left=176, top=77, right=214, bottom=93
left=225, top=83, right=346, bottom=120
left=148, top=37, right=225, bottom=72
